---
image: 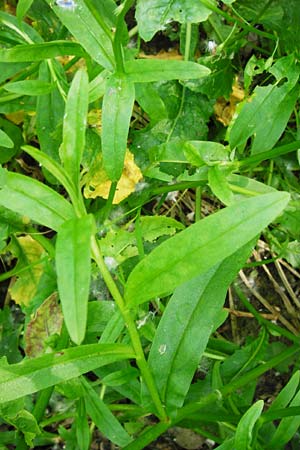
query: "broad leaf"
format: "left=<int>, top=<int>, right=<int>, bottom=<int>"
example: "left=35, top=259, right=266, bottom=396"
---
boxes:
left=45, top=0, right=115, bottom=70
left=102, top=74, right=135, bottom=181
left=125, top=60, right=210, bottom=83
left=0, top=167, right=75, bottom=231
left=0, top=343, right=134, bottom=403
left=145, top=243, right=253, bottom=413
left=125, top=192, right=290, bottom=305
left=135, top=0, right=214, bottom=41
left=59, top=69, right=89, bottom=189
left=56, top=215, right=94, bottom=345
left=81, top=378, right=132, bottom=447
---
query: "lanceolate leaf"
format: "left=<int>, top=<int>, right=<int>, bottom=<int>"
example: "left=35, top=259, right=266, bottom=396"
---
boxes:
left=102, top=74, right=135, bottom=181
left=56, top=215, right=94, bottom=345
left=59, top=69, right=89, bottom=189
left=45, top=0, right=115, bottom=70
left=125, top=192, right=290, bottom=305
left=145, top=243, right=253, bottom=413
left=235, top=400, right=264, bottom=450
left=0, top=167, right=75, bottom=231
left=0, top=129, right=13, bottom=148
left=125, top=60, right=210, bottom=83
left=81, top=378, right=132, bottom=447
left=0, top=41, right=85, bottom=62
left=4, top=80, right=53, bottom=95
left=0, top=343, right=134, bottom=403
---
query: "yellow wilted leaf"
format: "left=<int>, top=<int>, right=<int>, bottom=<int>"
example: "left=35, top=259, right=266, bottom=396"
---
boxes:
left=9, top=236, right=44, bottom=306
left=83, top=150, right=143, bottom=204
left=214, top=79, right=244, bottom=126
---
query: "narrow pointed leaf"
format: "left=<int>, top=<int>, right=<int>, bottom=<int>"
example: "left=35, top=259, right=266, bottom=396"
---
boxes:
left=0, top=343, right=134, bottom=403
left=102, top=75, right=135, bottom=181
left=56, top=215, right=94, bottom=345
left=59, top=69, right=89, bottom=188
left=0, top=41, right=85, bottom=62
left=125, top=60, right=210, bottom=82
left=235, top=400, right=264, bottom=450
left=16, top=0, right=34, bottom=21
left=0, top=167, right=75, bottom=231
left=125, top=192, right=290, bottom=305
left=81, top=378, right=132, bottom=446
left=145, top=243, right=253, bottom=413
left=4, top=80, right=53, bottom=95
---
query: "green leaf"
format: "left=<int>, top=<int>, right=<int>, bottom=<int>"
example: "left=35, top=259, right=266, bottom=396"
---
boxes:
left=145, top=243, right=253, bottom=413
left=75, top=399, right=90, bottom=450
left=56, top=215, right=94, bottom=345
left=234, top=400, right=264, bottom=450
left=0, top=343, right=134, bottom=403
left=268, top=386, right=300, bottom=449
left=135, top=0, right=214, bottom=41
left=125, top=60, right=210, bottom=83
left=81, top=378, right=132, bottom=446
left=59, top=69, right=89, bottom=188
left=229, top=56, right=300, bottom=153
left=125, top=192, right=290, bottom=305
left=208, top=165, right=234, bottom=205
left=16, top=0, right=34, bottom=22
left=0, top=129, right=13, bottom=148
left=0, top=167, right=75, bottom=231
left=36, top=61, right=65, bottom=163
left=4, top=80, right=53, bottom=96
left=45, top=0, right=115, bottom=70
left=0, top=41, right=85, bottom=62
left=102, top=74, right=135, bottom=181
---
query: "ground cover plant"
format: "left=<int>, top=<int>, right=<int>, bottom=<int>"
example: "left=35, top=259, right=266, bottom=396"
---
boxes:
left=0, top=0, right=299, bottom=448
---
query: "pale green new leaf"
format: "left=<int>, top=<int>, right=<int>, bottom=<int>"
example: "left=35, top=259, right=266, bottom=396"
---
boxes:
left=59, top=69, right=89, bottom=189
left=56, top=215, right=94, bottom=345
left=102, top=74, right=135, bottom=181
left=125, top=192, right=290, bottom=305
left=235, top=400, right=264, bottom=450
left=145, top=243, right=253, bottom=413
left=125, top=60, right=210, bottom=83
left=45, top=0, right=115, bottom=70
left=4, top=80, right=53, bottom=96
left=0, top=343, right=134, bottom=403
left=208, top=165, right=234, bottom=205
left=136, top=0, right=214, bottom=41
left=0, top=167, right=75, bottom=231
left=0, top=129, right=13, bottom=148
left=81, top=378, right=132, bottom=447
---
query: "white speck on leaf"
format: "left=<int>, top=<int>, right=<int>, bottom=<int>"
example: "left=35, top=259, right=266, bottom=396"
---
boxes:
left=159, top=344, right=167, bottom=355
left=56, top=0, right=77, bottom=11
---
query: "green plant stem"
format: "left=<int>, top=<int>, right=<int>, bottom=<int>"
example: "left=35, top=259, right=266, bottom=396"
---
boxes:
left=91, top=236, right=167, bottom=421
left=32, top=386, right=54, bottom=423
left=200, top=0, right=276, bottom=41
left=135, top=208, right=145, bottom=260
left=195, top=186, right=202, bottom=221
left=239, top=140, right=300, bottom=168
left=113, top=0, right=135, bottom=73
left=100, top=181, right=117, bottom=221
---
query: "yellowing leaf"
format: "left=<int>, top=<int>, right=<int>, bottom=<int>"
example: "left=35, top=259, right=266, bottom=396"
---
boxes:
left=9, top=235, right=44, bottom=306
left=25, top=293, right=63, bottom=357
left=83, top=150, right=143, bottom=204
left=214, top=80, right=244, bottom=126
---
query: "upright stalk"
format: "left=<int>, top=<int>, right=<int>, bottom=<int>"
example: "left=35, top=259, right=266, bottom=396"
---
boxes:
left=91, top=236, right=167, bottom=421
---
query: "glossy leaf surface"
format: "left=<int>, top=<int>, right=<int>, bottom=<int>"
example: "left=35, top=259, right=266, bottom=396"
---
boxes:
left=0, top=343, right=134, bottom=403
left=56, top=215, right=94, bottom=345
left=235, top=400, right=264, bottom=449
left=0, top=167, right=75, bottom=231
left=125, top=192, right=290, bottom=305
